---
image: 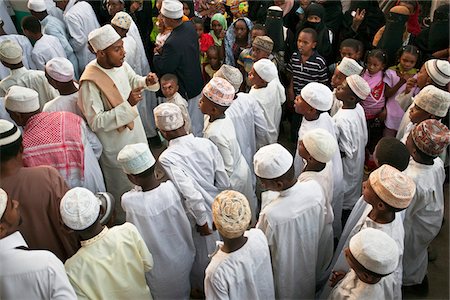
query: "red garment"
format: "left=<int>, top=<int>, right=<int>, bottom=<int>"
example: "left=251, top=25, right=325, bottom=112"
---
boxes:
left=396, top=0, right=421, bottom=35
left=22, top=111, right=84, bottom=180
left=199, top=33, right=214, bottom=53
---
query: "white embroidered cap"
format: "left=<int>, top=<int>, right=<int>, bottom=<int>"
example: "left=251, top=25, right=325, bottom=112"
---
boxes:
left=202, top=77, right=235, bottom=106
left=27, top=0, right=46, bottom=12
left=253, top=143, right=293, bottom=179
left=413, top=85, right=450, bottom=117
left=302, top=128, right=338, bottom=163
left=0, top=189, right=7, bottom=220
left=0, top=119, right=21, bottom=147
left=0, top=39, right=23, bottom=65
left=88, top=24, right=121, bottom=53
left=349, top=228, right=399, bottom=275
left=154, top=102, right=184, bottom=131
left=253, top=58, right=278, bottom=83
left=111, top=11, right=132, bottom=30
left=5, top=86, right=39, bottom=113
left=337, top=57, right=363, bottom=76
left=117, top=143, right=155, bottom=175
left=213, top=64, right=243, bottom=93
left=425, top=59, right=450, bottom=87
left=300, top=82, right=333, bottom=111
left=60, top=187, right=101, bottom=230
left=161, top=0, right=184, bottom=19
left=45, top=57, right=74, bottom=82
left=346, top=74, right=371, bottom=100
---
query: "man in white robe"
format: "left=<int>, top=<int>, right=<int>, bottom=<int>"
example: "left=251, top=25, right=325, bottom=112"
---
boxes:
left=254, top=143, right=325, bottom=299
left=78, top=25, right=159, bottom=223
left=56, top=0, right=100, bottom=74
left=154, top=102, right=230, bottom=293
left=0, top=39, right=58, bottom=105
left=27, top=0, right=79, bottom=78
left=293, top=82, right=344, bottom=237
left=249, top=59, right=286, bottom=143
left=118, top=143, right=195, bottom=300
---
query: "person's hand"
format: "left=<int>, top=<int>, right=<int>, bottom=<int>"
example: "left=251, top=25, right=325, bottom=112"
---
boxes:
left=351, top=8, right=366, bottom=32
left=129, top=1, right=141, bottom=13
left=154, top=45, right=162, bottom=54
left=329, top=270, right=346, bottom=287
left=196, top=223, right=212, bottom=236
left=128, top=87, right=144, bottom=106
left=404, top=77, right=417, bottom=94
left=377, top=107, right=387, bottom=122
left=146, top=73, right=158, bottom=86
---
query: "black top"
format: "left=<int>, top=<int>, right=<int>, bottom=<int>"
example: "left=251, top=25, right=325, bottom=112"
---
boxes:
left=153, top=21, right=204, bottom=99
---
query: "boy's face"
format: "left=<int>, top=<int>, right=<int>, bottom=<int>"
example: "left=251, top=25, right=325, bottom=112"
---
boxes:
left=297, top=32, right=316, bottom=56
left=207, top=49, right=220, bottom=69
left=335, top=80, right=353, bottom=102
left=251, top=29, right=265, bottom=42
left=294, top=94, right=313, bottom=116
left=194, top=23, right=203, bottom=38
left=251, top=46, right=269, bottom=62
left=416, top=65, right=430, bottom=89
left=248, top=67, right=267, bottom=87
left=362, top=179, right=379, bottom=207
left=340, top=46, right=358, bottom=60
left=161, top=79, right=178, bottom=98
left=331, top=69, right=346, bottom=88
left=409, top=104, right=432, bottom=124
left=198, top=95, right=216, bottom=115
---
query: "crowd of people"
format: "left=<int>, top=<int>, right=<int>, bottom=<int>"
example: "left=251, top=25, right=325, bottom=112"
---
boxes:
left=0, top=0, right=449, bottom=299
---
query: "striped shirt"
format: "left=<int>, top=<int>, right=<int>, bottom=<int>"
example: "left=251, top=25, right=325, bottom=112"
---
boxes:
left=287, top=50, right=329, bottom=96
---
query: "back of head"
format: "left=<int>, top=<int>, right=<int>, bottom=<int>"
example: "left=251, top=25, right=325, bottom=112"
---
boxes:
left=45, top=57, right=74, bottom=83
left=253, top=143, right=293, bottom=180
left=0, top=119, right=22, bottom=163
left=213, top=64, right=243, bottom=93
left=4, top=86, right=40, bottom=114
left=0, top=39, right=23, bottom=65
left=374, top=137, right=410, bottom=171
left=411, top=119, right=450, bottom=158
left=60, top=187, right=101, bottom=231
left=302, top=128, right=338, bottom=163
left=300, top=82, right=332, bottom=112
left=21, top=15, right=41, bottom=34
left=117, top=143, right=156, bottom=175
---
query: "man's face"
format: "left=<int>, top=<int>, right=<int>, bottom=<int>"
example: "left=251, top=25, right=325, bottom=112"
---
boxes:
left=102, top=39, right=126, bottom=68
left=106, top=0, right=124, bottom=16
left=416, top=65, right=430, bottom=89
left=198, top=95, right=215, bottom=115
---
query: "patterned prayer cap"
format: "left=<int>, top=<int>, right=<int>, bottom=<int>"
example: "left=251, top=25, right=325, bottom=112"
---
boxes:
left=252, top=36, right=274, bottom=53
left=212, top=190, right=251, bottom=239
left=413, top=85, right=450, bottom=118
left=346, top=74, right=371, bottom=100
left=111, top=11, right=132, bottom=30
left=411, top=119, right=450, bottom=157
left=213, top=65, right=243, bottom=93
left=60, top=187, right=101, bottom=230
left=153, top=102, right=184, bottom=131
left=369, top=164, right=416, bottom=209
left=202, top=77, right=235, bottom=106
left=337, top=57, right=363, bottom=76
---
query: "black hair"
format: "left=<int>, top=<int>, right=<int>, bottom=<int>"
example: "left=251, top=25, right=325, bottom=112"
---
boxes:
left=191, top=17, right=204, bottom=27
left=340, top=38, right=360, bottom=52
left=0, top=136, right=22, bottom=163
left=160, top=73, right=179, bottom=84
left=365, top=49, right=388, bottom=69
left=299, top=27, right=318, bottom=42
left=375, top=137, right=410, bottom=171
left=252, top=23, right=266, bottom=34
left=396, top=45, right=420, bottom=67
left=21, top=15, right=41, bottom=34
left=207, top=45, right=219, bottom=55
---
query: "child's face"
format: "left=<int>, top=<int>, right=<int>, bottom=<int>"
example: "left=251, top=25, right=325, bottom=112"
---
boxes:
left=294, top=94, right=313, bottom=116
left=408, top=104, right=432, bottom=124
left=340, top=46, right=358, bottom=60
left=198, top=95, right=215, bottom=115
left=207, top=49, right=220, bottom=69
left=362, top=179, right=379, bottom=206
left=195, top=23, right=203, bottom=38
left=234, top=20, right=248, bottom=40
left=183, top=2, right=190, bottom=16
left=366, top=56, right=384, bottom=75
left=211, top=20, right=223, bottom=37
left=248, top=67, right=266, bottom=87
left=331, top=69, right=346, bottom=88
left=161, top=79, right=178, bottom=98
left=416, top=65, right=430, bottom=89
left=297, top=32, right=316, bottom=56
left=251, top=46, right=269, bottom=62
left=251, top=29, right=265, bottom=42
left=335, top=80, right=354, bottom=102
left=399, top=52, right=417, bottom=72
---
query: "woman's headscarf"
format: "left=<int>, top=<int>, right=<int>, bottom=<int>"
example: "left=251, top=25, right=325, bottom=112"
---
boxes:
left=224, top=17, right=253, bottom=66
left=210, top=13, right=228, bottom=46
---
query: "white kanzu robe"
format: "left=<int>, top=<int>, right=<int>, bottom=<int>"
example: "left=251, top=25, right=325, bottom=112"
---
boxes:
left=31, top=34, right=67, bottom=71
left=204, top=229, right=275, bottom=300
left=43, top=90, right=84, bottom=119
left=0, top=34, right=35, bottom=80
left=333, top=104, right=368, bottom=210
left=402, top=158, right=445, bottom=286
left=256, top=181, right=325, bottom=299
left=294, top=112, right=344, bottom=237
left=121, top=181, right=195, bottom=299
left=203, top=115, right=256, bottom=223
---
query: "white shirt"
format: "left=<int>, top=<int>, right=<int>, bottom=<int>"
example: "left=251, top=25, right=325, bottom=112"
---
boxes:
left=402, top=158, right=445, bottom=285
left=205, top=229, right=275, bottom=300
left=333, top=104, right=368, bottom=210
left=43, top=90, right=84, bottom=118
left=121, top=182, right=195, bottom=299
left=0, top=231, right=76, bottom=299
left=256, top=181, right=325, bottom=299
left=0, top=34, right=35, bottom=80
left=249, top=78, right=286, bottom=143
left=31, top=34, right=67, bottom=71
left=128, top=21, right=150, bottom=75
left=294, top=112, right=344, bottom=237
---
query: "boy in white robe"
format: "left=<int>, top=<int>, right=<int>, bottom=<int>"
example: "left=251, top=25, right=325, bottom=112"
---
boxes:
left=333, top=74, right=369, bottom=225
left=321, top=164, right=416, bottom=300
left=293, top=82, right=344, bottom=238
left=205, top=190, right=275, bottom=300
left=248, top=58, right=286, bottom=143
left=298, top=129, right=337, bottom=284
left=154, top=102, right=230, bottom=294
left=118, top=143, right=195, bottom=300
left=329, top=228, right=399, bottom=300
left=254, top=143, right=325, bottom=299
left=402, top=120, right=450, bottom=293
left=200, top=77, right=256, bottom=223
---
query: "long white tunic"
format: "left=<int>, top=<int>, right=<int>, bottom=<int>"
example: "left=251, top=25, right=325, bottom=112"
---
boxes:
left=256, top=181, right=325, bottom=299
left=298, top=165, right=334, bottom=282
left=64, top=1, right=99, bottom=73
left=328, top=269, right=396, bottom=300
left=321, top=204, right=404, bottom=300
left=158, top=133, right=230, bottom=290
left=78, top=60, right=158, bottom=222
left=294, top=112, right=344, bottom=237
left=0, top=34, right=35, bottom=80
left=0, top=66, right=59, bottom=105
left=402, top=158, right=445, bottom=285
left=203, top=116, right=256, bottom=223
left=204, top=229, right=275, bottom=300
left=333, top=104, right=368, bottom=210
left=43, top=90, right=84, bottom=118
left=41, top=15, right=79, bottom=78
left=249, top=79, right=286, bottom=143
left=225, top=92, right=272, bottom=190
left=31, top=34, right=67, bottom=71
left=121, top=182, right=195, bottom=299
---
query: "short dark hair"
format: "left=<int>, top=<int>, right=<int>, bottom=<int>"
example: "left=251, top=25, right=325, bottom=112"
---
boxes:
left=161, top=73, right=178, bottom=84
left=299, top=28, right=317, bottom=42
left=191, top=17, right=204, bottom=27
left=375, top=137, right=410, bottom=171
left=340, top=38, right=360, bottom=52
left=21, top=15, right=41, bottom=34
left=252, top=24, right=266, bottom=34
left=0, top=136, right=22, bottom=163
